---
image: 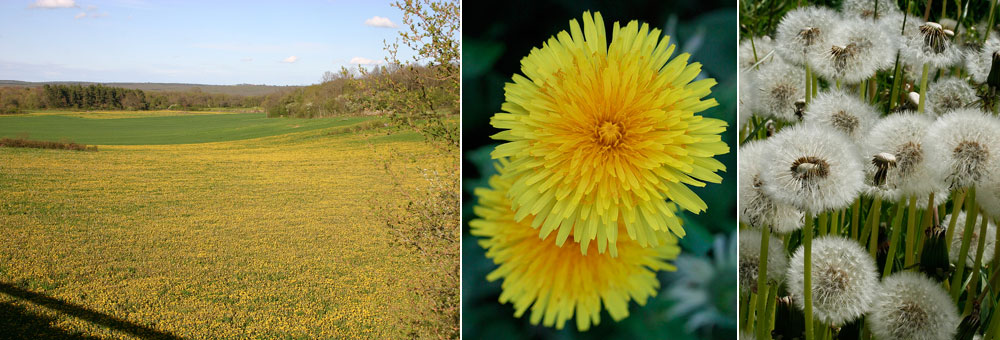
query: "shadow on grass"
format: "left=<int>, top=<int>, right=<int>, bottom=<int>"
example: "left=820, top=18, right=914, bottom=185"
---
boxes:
left=0, top=282, right=183, bottom=340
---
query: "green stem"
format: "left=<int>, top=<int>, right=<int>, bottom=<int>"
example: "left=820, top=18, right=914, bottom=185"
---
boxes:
left=993, top=216, right=1000, bottom=296
left=831, top=209, right=841, bottom=236
left=746, top=292, right=757, bottom=333
left=987, top=0, right=997, bottom=45
left=819, top=212, right=829, bottom=236
left=946, top=189, right=968, bottom=247
left=804, top=211, right=815, bottom=340
left=765, top=284, right=778, bottom=336
left=739, top=291, right=749, bottom=332
left=851, top=199, right=861, bottom=240
left=918, top=63, right=930, bottom=113
left=964, top=213, right=990, bottom=314
left=951, top=186, right=979, bottom=302
left=756, top=226, right=772, bottom=340
left=806, top=65, right=813, bottom=105
left=884, top=202, right=907, bottom=277
left=864, top=197, right=883, bottom=258
left=916, top=192, right=936, bottom=260
left=905, top=196, right=919, bottom=268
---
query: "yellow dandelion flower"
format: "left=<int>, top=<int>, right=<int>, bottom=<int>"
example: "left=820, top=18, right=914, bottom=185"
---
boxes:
left=470, top=159, right=681, bottom=331
left=490, top=11, right=728, bottom=255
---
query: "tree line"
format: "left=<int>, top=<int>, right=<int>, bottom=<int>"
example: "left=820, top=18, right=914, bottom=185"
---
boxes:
left=0, top=84, right=262, bottom=114
left=261, top=63, right=456, bottom=121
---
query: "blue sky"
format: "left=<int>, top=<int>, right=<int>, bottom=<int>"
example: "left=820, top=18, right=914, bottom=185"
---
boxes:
left=0, top=0, right=413, bottom=85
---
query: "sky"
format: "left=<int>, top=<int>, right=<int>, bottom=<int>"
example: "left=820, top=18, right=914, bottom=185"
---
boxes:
left=0, top=0, right=414, bottom=85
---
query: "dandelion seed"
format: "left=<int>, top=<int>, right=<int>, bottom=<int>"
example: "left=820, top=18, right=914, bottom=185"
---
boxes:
left=868, top=271, right=960, bottom=340
left=775, top=7, right=841, bottom=66
left=754, top=59, right=807, bottom=122
left=978, top=172, right=1000, bottom=219
left=841, top=0, right=901, bottom=19
left=862, top=112, right=944, bottom=201
left=490, top=11, right=728, bottom=254
left=470, top=163, right=680, bottom=331
left=967, top=34, right=1000, bottom=84
left=943, top=211, right=997, bottom=267
left=739, top=69, right=758, bottom=131
left=924, top=109, right=1000, bottom=189
left=739, top=140, right=804, bottom=233
left=740, top=36, right=776, bottom=70
left=739, top=228, right=789, bottom=293
left=808, top=18, right=896, bottom=83
left=762, top=124, right=864, bottom=213
left=925, top=77, right=978, bottom=116
left=803, top=90, right=880, bottom=140
left=786, top=236, right=878, bottom=325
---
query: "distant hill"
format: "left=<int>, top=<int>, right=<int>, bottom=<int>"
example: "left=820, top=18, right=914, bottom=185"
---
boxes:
left=0, top=80, right=300, bottom=96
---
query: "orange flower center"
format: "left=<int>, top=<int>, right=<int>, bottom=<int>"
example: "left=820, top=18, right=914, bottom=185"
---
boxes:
left=596, top=121, right=625, bottom=147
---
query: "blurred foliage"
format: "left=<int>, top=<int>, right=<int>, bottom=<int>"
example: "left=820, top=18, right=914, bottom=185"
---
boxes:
left=462, top=0, right=738, bottom=338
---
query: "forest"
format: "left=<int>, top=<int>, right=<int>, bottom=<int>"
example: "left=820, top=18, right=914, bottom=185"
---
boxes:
left=261, top=63, right=456, bottom=119
left=0, top=84, right=261, bottom=114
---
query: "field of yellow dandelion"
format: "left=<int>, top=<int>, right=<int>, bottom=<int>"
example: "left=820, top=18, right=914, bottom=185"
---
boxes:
left=0, top=111, right=447, bottom=339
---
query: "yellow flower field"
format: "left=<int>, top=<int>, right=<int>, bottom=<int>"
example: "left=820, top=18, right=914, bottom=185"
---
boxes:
left=0, top=121, right=447, bottom=339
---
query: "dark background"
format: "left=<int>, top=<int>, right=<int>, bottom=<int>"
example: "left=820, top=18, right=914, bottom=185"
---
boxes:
left=462, top=0, right=738, bottom=338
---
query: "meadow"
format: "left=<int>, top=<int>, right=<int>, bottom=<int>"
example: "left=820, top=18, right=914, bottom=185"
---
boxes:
left=0, top=110, right=444, bottom=338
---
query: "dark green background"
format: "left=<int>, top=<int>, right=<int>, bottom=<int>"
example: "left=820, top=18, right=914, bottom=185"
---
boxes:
left=462, top=0, right=739, bottom=339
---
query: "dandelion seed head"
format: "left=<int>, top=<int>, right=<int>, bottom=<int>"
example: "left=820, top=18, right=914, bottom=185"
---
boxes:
left=739, top=69, right=758, bottom=131
left=809, top=18, right=897, bottom=83
left=739, top=140, right=804, bottom=233
left=490, top=12, right=728, bottom=253
left=754, top=59, right=807, bottom=122
left=944, top=211, right=997, bottom=267
left=967, top=34, right=1000, bottom=83
left=470, top=162, right=680, bottom=331
left=787, top=236, right=878, bottom=326
left=978, top=172, right=1000, bottom=220
left=803, top=90, right=879, bottom=140
left=868, top=271, right=960, bottom=340
left=775, top=7, right=841, bottom=66
left=924, top=109, right=1000, bottom=188
left=738, top=228, right=789, bottom=292
left=862, top=112, right=943, bottom=201
left=900, top=20, right=962, bottom=69
left=762, top=124, right=865, bottom=213
left=841, top=0, right=901, bottom=19
left=925, top=77, right=978, bottom=116
left=740, top=36, right=776, bottom=70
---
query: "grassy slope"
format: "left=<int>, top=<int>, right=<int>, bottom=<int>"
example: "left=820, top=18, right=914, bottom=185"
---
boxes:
left=0, top=114, right=444, bottom=339
left=0, top=112, right=375, bottom=145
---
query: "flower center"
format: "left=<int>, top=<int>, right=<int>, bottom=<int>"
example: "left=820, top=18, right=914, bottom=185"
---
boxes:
left=920, top=22, right=948, bottom=54
left=954, top=140, right=990, bottom=180
left=894, top=142, right=923, bottom=175
left=791, top=156, right=830, bottom=180
left=830, top=110, right=860, bottom=134
left=821, top=267, right=851, bottom=293
left=898, top=301, right=929, bottom=328
left=830, top=44, right=859, bottom=71
left=799, top=27, right=821, bottom=46
left=596, top=121, right=625, bottom=147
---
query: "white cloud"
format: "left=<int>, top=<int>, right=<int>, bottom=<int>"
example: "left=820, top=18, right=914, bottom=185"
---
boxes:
left=85, top=4, right=96, bottom=10
left=29, top=0, right=77, bottom=8
left=349, top=57, right=382, bottom=65
left=241, top=57, right=253, bottom=62
left=282, top=56, right=299, bottom=63
left=73, top=10, right=108, bottom=19
left=363, top=16, right=397, bottom=28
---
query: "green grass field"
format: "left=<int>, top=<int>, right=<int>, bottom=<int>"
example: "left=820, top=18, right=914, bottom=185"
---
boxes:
left=0, top=110, right=445, bottom=339
left=0, top=111, right=376, bottom=145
